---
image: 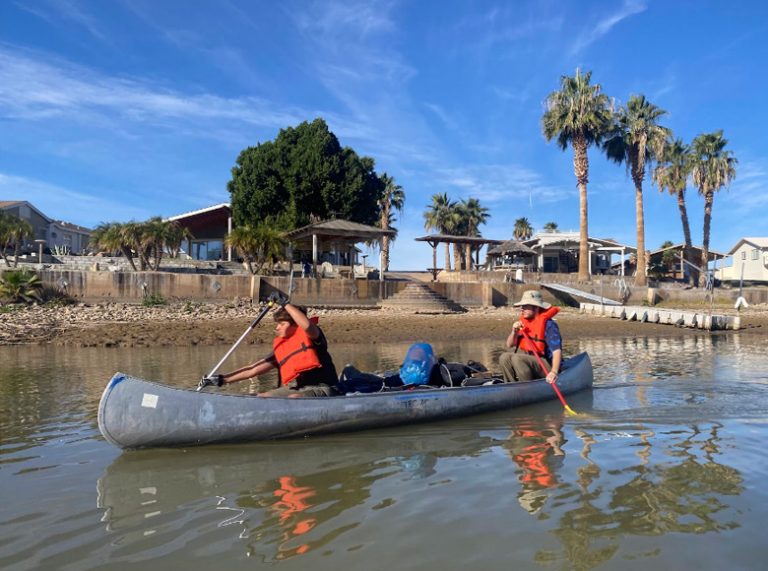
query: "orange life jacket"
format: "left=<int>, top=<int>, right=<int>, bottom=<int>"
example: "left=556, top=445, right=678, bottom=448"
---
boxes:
left=517, top=306, right=559, bottom=356
left=273, top=318, right=322, bottom=385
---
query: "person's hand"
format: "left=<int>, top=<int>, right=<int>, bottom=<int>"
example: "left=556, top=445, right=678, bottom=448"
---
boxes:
left=267, top=292, right=289, bottom=307
left=199, top=374, right=224, bottom=388
left=545, top=371, right=558, bottom=384
left=512, top=320, right=522, bottom=331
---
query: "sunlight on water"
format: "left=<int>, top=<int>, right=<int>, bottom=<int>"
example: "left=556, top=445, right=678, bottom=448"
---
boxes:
left=1, top=333, right=767, bottom=570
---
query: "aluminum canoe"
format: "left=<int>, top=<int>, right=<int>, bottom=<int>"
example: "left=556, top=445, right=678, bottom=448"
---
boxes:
left=98, top=352, right=593, bottom=449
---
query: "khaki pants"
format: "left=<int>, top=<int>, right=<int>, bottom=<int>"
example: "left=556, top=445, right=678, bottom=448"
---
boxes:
left=264, top=381, right=337, bottom=397
left=499, top=352, right=551, bottom=382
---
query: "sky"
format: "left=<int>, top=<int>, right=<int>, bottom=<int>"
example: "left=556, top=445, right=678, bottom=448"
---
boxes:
left=1, top=0, right=767, bottom=270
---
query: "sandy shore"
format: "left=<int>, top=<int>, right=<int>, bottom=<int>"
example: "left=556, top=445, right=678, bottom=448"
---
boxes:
left=1, top=301, right=767, bottom=348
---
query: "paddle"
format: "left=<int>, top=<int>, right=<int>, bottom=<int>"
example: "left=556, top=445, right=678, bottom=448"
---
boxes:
left=197, top=293, right=284, bottom=391
left=518, top=327, right=578, bottom=416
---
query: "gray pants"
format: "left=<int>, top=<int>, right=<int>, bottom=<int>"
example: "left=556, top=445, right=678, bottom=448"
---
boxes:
left=264, top=381, right=337, bottom=397
left=499, top=352, right=551, bottom=382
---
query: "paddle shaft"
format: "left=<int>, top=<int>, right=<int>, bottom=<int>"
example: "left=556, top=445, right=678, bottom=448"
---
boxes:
left=518, top=327, right=575, bottom=414
left=205, top=302, right=273, bottom=379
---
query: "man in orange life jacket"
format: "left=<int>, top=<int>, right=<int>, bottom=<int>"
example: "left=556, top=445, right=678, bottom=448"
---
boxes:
left=499, top=290, right=562, bottom=384
left=216, top=301, right=338, bottom=397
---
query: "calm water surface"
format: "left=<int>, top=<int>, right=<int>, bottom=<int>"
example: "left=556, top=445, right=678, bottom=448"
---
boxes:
left=1, top=334, right=767, bottom=570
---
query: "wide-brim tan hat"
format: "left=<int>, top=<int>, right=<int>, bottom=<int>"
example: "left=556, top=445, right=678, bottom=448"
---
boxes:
left=513, top=289, right=551, bottom=309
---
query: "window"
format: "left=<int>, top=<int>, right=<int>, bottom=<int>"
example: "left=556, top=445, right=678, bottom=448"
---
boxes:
left=751, top=249, right=759, bottom=260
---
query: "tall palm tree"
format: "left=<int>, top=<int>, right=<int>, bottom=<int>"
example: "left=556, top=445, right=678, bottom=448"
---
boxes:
left=603, top=94, right=670, bottom=286
left=423, top=193, right=457, bottom=271
left=378, top=173, right=405, bottom=271
left=460, top=197, right=490, bottom=269
left=513, top=217, right=533, bottom=240
left=653, top=137, right=695, bottom=284
left=543, top=221, right=559, bottom=233
left=543, top=69, right=613, bottom=281
left=0, top=213, right=34, bottom=268
left=690, top=130, right=737, bottom=286
left=139, top=217, right=171, bottom=270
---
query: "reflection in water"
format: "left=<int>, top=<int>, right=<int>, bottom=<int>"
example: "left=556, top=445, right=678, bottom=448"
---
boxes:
left=2, top=333, right=767, bottom=570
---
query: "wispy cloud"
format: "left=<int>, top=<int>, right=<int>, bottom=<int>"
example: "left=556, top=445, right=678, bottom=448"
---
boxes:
left=0, top=173, right=152, bottom=227
left=569, top=0, right=647, bottom=56
left=0, top=46, right=307, bottom=130
left=16, top=0, right=108, bottom=42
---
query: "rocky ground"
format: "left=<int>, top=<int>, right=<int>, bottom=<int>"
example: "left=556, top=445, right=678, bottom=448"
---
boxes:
left=1, top=300, right=766, bottom=348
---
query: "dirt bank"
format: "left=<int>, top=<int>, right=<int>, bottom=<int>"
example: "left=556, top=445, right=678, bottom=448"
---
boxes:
left=1, top=301, right=766, bottom=348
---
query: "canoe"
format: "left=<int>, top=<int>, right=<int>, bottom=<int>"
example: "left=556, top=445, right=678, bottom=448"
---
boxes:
left=98, top=352, right=593, bottom=449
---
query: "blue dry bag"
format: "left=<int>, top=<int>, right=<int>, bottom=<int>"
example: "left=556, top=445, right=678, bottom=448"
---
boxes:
left=399, top=343, right=437, bottom=386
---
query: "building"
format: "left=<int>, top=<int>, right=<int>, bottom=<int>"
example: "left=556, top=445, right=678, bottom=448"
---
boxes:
left=522, top=232, right=635, bottom=275
left=647, top=243, right=726, bottom=281
left=716, top=238, right=768, bottom=284
left=166, top=203, right=232, bottom=261
left=0, top=200, right=91, bottom=254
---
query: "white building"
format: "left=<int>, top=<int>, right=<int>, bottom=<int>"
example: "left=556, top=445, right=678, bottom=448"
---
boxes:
left=716, top=237, right=768, bottom=284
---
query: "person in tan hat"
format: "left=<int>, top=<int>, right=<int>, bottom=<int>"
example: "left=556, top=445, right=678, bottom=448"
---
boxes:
left=499, top=290, right=562, bottom=383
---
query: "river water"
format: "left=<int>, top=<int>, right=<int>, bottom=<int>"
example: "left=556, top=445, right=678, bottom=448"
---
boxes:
left=1, top=333, right=767, bottom=570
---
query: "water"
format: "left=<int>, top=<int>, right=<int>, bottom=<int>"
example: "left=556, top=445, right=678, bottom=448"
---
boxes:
left=1, top=334, right=767, bottom=570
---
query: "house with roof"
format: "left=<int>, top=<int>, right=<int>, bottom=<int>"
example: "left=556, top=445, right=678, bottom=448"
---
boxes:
left=647, top=243, right=726, bottom=281
left=716, top=238, right=768, bottom=284
left=0, top=200, right=92, bottom=254
left=166, top=203, right=232, bottom=261
left=521, top=232, right=636, bottom=275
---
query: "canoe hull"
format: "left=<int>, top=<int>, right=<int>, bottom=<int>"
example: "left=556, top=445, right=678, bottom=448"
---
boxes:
left=98, top=353, right=593, bottom=449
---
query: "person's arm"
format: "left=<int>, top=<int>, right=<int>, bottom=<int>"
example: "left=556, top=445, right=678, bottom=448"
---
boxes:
left=283, top=303, right=320, bottom=340
left=544, top=320, right=562, bottom=384
left=221, top=354, right=277, bottom=384
left=506, top=320, right=522, bottom=348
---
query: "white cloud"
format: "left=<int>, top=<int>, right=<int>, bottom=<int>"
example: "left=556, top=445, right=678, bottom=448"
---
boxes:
left=569, top=0, right=647, bottom=56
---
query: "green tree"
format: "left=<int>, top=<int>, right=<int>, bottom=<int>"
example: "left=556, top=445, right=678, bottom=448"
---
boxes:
left=653, top=137, right=695, bottom=284
left=225, top=223, right=286, bottom=275
left=543, top=69, right=613, bottom=281
left=423, top=193, right=458, bottom=271
left=543, top=221, right=559, bottom=233
left=690, top=130, right=737, bottom=286
left=378, top=173, right=405, bottom=271
left=513, top=217, right=533, bottom=240
left=603, top=95, right=670, bottom=286
left=460, top=197, right=490, bottom=270
left=228, top=118, right=383, bottom=230
left=90, top=222, right=139, bottom=271
left=0, top=213, right=34, bottom=268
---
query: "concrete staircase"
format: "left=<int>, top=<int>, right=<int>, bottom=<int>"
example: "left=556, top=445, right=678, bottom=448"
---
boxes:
left=381, top=283, right=466, bottom=313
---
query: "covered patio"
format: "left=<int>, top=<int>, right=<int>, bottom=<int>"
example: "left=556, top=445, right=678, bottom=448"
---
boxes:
left=415, top=234, right=503, bottom=280
left=283, top=219, right=396, bottom=279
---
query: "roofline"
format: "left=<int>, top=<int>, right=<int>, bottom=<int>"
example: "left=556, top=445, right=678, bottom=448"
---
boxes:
left=728, top=238, right=768, bottom=255
left=166, top=203, right=231, bottom=221
left=0, top=200, right=52, bottom=222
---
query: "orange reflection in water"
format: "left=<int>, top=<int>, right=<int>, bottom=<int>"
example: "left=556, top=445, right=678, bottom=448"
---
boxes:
left=271, top=475, right=317, bottom=558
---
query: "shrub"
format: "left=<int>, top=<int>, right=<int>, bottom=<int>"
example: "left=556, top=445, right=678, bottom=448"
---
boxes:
left=0, top=270, right=43, bottom=303
left=142, top=293, right=167, bottom=307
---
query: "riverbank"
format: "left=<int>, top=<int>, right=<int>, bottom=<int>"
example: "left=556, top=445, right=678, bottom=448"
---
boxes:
left=1, top=301, right=767, bottom=347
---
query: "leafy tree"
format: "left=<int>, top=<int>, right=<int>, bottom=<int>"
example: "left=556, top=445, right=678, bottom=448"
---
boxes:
left=423, top=193, right=459, bottom=271
left=0, top=269, right=42, bottom=303
left=225, top=223, right=286, bottom=275
left=543, top=69, right=613, bottom=281
left=543, top=221, right=559, bottom=233
left=91, top=222, right=139, bottom=271
left=0, top=212, right=34, bottom=268
left=228, top=118, right=383, bottom=230
left=165, top=221, right=193, bottom=259
left=513, top=217, right=533, bottom=240
left=603, top=94, right=670, bottom=286
left=378, top=173, right=405, bottom=271
left=653, top=137, right=695, bottom=284
left=690, top=130, right=737, bottom=286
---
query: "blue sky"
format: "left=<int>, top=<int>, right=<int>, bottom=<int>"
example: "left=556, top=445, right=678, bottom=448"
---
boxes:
left=1, top=0, right=766, bottom=270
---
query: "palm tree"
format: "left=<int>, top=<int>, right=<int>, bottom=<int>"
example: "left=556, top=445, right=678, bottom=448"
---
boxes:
left=513, top=217, right=533, bottom=240
left=225, top=223, right=286, bottom=275
left=90, top=222, right=139, bottom=271
left=460, top=197, right=490, bottom=270
left=543, top=69, right=613, bottom=281
left=690, top=130, right=737, bottom=286
left=139, top=217, right=171, bottom=270
left=423, top=193, right=458, bottom=271
left=165, top=221, right=193, bottom=259
left=0, top=213, right=34, bottom=268
left=543, top=222, right=559, bottom=233
left=653, top=137, right=695, bottom=284
left=378, top=173, right=405, bottom=271
left=603, top=94, right=670, bottom=286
